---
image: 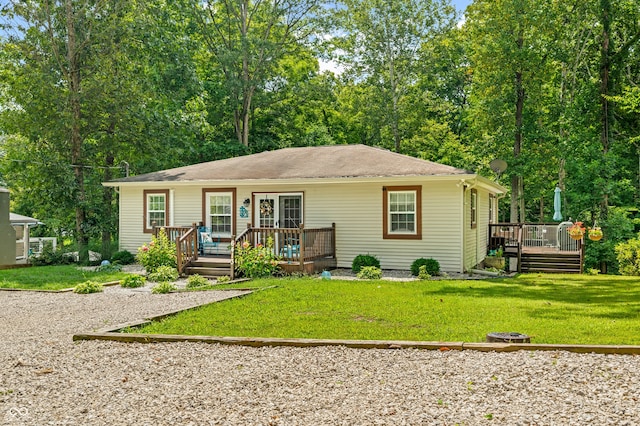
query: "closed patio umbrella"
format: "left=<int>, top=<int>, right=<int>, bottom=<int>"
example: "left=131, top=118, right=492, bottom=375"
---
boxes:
left=553, top=186, right=563, bottom=221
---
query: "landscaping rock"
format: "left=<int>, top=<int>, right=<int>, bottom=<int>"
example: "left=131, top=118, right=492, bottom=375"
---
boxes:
left=1, top=289, right=639, bottom=424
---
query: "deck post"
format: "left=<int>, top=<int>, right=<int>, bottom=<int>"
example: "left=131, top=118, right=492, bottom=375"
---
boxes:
left=230, top=233, right=236, bottom=280
left=331, top=222, right=336, bottom=260
left=298, top=224, right=305, bottom=271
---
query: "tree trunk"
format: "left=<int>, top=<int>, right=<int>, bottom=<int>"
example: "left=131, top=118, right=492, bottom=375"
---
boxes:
left=599, top=0, right=612, bottom=220
left=102, top=153, right=115, bottom=260
left=66, top=0, right=89, bottom=264
left=510, top=68, right=525, bottom=223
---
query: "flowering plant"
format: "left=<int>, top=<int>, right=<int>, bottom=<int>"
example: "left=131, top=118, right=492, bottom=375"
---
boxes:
left=136, top=228, right=177, bottom=274
left=234, top=237, right=280, bottom=278
left=567, top=222, right=586, bottom=239
left=588, top=226, right=603, bottom=241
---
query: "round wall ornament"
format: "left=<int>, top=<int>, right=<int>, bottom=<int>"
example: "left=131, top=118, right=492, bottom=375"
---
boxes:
left=260, top=201, right=273, bottom=216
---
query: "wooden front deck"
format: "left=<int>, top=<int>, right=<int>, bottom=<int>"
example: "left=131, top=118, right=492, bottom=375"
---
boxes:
left=155, top=223, right=337, bottom=278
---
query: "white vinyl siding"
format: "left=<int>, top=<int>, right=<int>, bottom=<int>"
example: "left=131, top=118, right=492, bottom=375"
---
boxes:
left=116, top=178, right=498, bottom=273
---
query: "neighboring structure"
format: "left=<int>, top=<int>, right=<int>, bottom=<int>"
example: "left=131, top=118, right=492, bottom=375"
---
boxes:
left=10, top=213, right=46, bottom=260
left=0, top=188, right=16, bottom=266
left=105, top=145, right=506, bottom=272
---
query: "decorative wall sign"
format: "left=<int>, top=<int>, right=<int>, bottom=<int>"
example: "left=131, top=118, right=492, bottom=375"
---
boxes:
left=239, top=205, right=249, bottom=218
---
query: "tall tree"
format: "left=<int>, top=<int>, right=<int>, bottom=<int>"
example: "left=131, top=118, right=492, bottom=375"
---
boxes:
left=331, top=0, right=455, bottom=152
left=186, top=0, right=323, bottom=147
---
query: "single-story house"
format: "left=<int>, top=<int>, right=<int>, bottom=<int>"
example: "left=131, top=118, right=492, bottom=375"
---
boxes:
left=104, top=144, right=506, bottom=273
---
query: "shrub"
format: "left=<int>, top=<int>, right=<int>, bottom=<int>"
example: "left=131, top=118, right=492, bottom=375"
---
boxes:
left=234, top=237, right=280, bottom=278
left=356, top=266, right=382, bottom=280
left=74, top=280, right=104, bottom=294
left=186, top=274, right=210, bottom=289
left=217, top=275, right=231, bottom=283
left=418, top=265, right=431, bottom=280
left=351, top=254, right=380, bottom=273
left=584, top=207, right=635, bottom=274
left=615, top=234, right=640, bottom=276
left=30, top=243, right=75, bottom=266
left=111, top=250, right=135, bottom=265
left=151, top=281, right=177, bottom=294
left=411, top=258, right=440, bottom=276
left=136, top=228, right=177, bottom=274
left=121, top=275, right=146, bottom=288
left=148, top=265, right=179, bottom=282
left=96, top=262, right=123, bottom=273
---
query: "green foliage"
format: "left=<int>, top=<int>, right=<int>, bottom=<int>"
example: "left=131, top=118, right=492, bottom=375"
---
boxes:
left=96, top=263, right=122, bottom=273
left=73, top=280, right=104, bottom=294
left=615, top=234, right=640, bottom=276
left=120, top=275, right=146, bottom=288
left=186, top=274, right=210, bottom=289
left=411, top=258, right=440, bottom=276
left=584, top=207, right=635, bottom=274
left=111, top=250, right=135, bottom=265
left=356, top=266, right=383, bottom=280
left=418, top=265, right=431, bottom=280
left=148, top=265, right=179, bottom=283
left=151, top=281, right=177, bottom=294
left=29, top=243, right=75, bottom=266
left=217, top=275, right=231, bottom=283
left=234, top=238, right=280, bottom=278
left=351, top=254, right=380, bottom=273
left=136, top=229, right=177, bottom=274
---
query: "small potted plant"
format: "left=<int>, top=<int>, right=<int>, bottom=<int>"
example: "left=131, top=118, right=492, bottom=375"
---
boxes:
left=484, top=247, right=505, bottom=269
left=588, top=226, right=603, bottom=241
left=568, top=222, right=586, bottom=240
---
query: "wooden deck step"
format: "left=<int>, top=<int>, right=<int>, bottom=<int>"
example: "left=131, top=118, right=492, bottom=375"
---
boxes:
left=184, top=258, right=232, bottom=277
left=520, top=253, right=581, bottom=274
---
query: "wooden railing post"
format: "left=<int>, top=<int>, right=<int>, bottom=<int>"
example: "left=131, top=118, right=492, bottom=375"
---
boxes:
left=331, top=222, right=336, bottom=260
left=299, top=224, right=305, bottom=268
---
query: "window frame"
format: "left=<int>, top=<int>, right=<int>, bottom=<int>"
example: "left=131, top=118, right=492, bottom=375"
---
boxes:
left=470, top=189, right=478, bottom=229
left=489, top=194, right=496, bottom=224
left=202, top=188, right=236, bottom=242
left=143, top=189, right=170, bottom=233
left=382, top=185, right=422, bottom=240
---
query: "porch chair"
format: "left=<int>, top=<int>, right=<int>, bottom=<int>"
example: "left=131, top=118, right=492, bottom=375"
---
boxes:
left=198, top=227, right=220, bottom=255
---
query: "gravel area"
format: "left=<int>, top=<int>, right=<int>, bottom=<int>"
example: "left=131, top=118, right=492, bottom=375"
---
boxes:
left=1, top=287, right=639, bottom=425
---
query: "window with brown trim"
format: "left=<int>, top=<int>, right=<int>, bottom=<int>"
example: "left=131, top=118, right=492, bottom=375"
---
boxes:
left=143, top=189, right=169, bottom=233
left=383, top=186, right=422, bottom=240
left=470, top=189, right=477, bottom=229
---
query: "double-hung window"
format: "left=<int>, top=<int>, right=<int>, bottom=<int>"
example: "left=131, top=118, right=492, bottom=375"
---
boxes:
left=203, top=189, right=235, bottom=239
left=383, top=186, right=422, bottom=240
left=471, top=189, right=478, bottom=229
left=143, top=190, right=169, bottom=233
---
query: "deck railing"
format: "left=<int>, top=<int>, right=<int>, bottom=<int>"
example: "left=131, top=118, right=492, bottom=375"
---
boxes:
left=231, top=223, right=336, bottom=271
left=153, top=225, right=198, bottom=274
left=489, top=223, right=580, bottom=253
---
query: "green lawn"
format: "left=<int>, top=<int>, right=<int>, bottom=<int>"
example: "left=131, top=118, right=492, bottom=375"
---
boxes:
left=136, top=274, right=640, bottom=345
left=0, top=265, right=131, bottom=290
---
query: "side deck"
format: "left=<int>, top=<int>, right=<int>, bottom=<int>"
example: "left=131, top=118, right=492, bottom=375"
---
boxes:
left=490, top=223, right=584, bottom=273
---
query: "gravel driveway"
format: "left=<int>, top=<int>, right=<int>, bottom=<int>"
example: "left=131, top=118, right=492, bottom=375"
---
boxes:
left=1, top=286, right=639, bottom=425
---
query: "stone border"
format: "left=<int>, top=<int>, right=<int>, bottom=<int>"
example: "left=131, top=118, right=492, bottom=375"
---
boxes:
left=72, top=295, right=640, bottom=356
left=0, top=280, right=122, bottom=293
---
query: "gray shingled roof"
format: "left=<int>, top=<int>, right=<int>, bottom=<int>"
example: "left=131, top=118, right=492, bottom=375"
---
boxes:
left=110, top=144, right=471, bottom=183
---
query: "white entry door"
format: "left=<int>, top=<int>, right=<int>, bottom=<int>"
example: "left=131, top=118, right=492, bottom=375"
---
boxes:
left=255, top=193, right=303, bottom=229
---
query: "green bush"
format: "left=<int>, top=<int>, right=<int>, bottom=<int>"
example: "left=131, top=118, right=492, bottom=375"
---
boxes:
left=217, top=275, right=231, bottom=283
left=615, top=234, right=640, bottom=276
left=186, top=274, right=210, bottom=288
left=584, top=207, right=635, bottom=274
left=151, top=281, right=177, bottom=294
left=121, top=275, right=146, bottom=288
left=148, top=265, right=179, bottom=282
left=418, top=265, right=431, bottom=280
left=411, top=258, right=440, bottom=276
left=351, top=254, right=380, bottom=273
left=96, top=262, right=122, bottom=273
left=356, top=266, right=383, bottom=280
left=136, top=228, right=177, bottom=274
left=30, top=243, right=75, bottom=266
left=111, top=250, right=135, bottom=265
left=74, top=280, right=104, bottom=294
left=234, top=237, right=280, bottom=278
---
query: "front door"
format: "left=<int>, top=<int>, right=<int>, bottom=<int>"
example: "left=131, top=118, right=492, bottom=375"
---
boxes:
left=255, top=193, right=303, bottom=252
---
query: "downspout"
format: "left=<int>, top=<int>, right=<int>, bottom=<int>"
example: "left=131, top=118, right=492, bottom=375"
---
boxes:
left=458, top=179, right=478, bottom=272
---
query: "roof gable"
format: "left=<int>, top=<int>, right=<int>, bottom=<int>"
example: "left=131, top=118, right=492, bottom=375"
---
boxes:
left=111, top=145, right=471, bottom=183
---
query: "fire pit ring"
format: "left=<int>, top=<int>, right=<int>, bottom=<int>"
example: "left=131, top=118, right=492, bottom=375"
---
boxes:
left=486, top=332, right=530, bottom=343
